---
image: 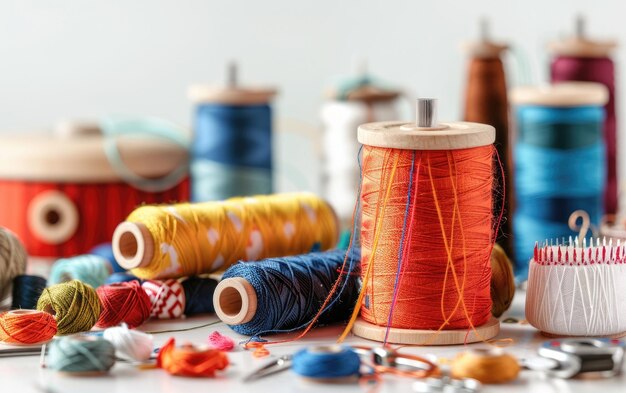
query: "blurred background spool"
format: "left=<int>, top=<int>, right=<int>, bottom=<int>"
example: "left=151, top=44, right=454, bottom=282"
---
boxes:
left=463, top=19, right=512, bottom=256
left=48, top=254, right=112, bottom=289
left=213, top=249, right=360, bottom=336
left=510, top=82, right=608, bottom=280
left=11, top=275, right=47, bottom=310
left=112, top=193, right=338, bottom=279
left=189, top=62, right=277, bottom=202
left=348, top=99, right=500, bottom=345
left=0, top=227, right=27, bottom=302
left=550, top=16, right=618, bottom=215
left=526, top=240, right=626, bottom=337
left=320, top=63, right=401, bottom=230
left=0, top=121, right=189, bottom=258
left=47, top=335, right=116, bottom=375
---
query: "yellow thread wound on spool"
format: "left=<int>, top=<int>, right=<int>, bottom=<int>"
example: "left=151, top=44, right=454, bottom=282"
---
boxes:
left=490, top=244, right=515, bottom=318
left=451, top=349, right=520, bottom=384
left=113, top=193, right=338, bottom=279
left=37, top=280, right=102, bottom=335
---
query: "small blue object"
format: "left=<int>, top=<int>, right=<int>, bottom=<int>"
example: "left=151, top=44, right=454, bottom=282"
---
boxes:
left=89, top=243, right=125, bottom=273
left=48, top=336, right=116, bottom=373
left=11, top=275, right=47, bottom=310
left=191, top=104, right=272, bottom=201
left=105, top=272, right=140, bottom=285
left=292, top=346, right=360, bottom=379
left=182, top=276, right=218, bottom=315
left=513, top=105, right=606, bottom=281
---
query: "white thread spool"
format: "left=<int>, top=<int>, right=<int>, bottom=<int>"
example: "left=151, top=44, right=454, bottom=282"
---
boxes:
left=526, top=240, right=626, bottom=338
left=321, top=88, right=400, bottom=227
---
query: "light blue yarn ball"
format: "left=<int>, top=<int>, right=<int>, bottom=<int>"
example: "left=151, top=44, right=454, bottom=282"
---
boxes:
left=49, top=255, right=111, bottom=289
left=48, top=336, right=116, bottom=373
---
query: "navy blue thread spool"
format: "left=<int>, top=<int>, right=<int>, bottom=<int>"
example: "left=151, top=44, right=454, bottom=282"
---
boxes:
left=188, top=63, right=277, bottom=201
left=510, top=82, right=608, bottom=280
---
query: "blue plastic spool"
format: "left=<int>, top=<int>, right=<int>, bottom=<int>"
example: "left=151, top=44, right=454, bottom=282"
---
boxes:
left=511, top=84, right=608, bottom=280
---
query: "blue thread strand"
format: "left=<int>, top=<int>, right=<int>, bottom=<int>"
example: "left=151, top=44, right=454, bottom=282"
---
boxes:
left=192, top=104, right=272, bottom=201
left=222, top=249, right=360, bottom=337
left=292, top=346, right=361, bottom=379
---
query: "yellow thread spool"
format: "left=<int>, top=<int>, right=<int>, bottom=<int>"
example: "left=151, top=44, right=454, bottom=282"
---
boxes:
left=112, top=193, right=339, bottom=279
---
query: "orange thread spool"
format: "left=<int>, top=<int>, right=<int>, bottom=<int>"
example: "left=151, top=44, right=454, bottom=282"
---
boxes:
left=349, top=99, right=500, bottom=345
left=0, top=309, right=57, bottom=344
left=157, top=338, right=229, bottom=377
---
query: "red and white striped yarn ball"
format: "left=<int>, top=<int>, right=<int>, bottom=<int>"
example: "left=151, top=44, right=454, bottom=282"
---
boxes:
left=141, top=279, right=186, bottom=319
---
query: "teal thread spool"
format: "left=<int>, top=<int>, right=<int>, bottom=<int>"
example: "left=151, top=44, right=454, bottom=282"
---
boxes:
left=49, top=255, right=112, bottom=289
left=510, top=82, right=608, bottom=281
left=47, top=336, right=116, bottom=374
left=292, top=345, right=361, bottom=382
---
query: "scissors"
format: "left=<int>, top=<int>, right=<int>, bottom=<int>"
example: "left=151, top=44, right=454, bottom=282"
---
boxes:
left=242, top=344, right=439, bottom=382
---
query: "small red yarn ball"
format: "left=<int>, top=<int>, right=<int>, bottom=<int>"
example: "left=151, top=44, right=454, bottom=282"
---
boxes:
left=96, top=281, right=152, bottom=328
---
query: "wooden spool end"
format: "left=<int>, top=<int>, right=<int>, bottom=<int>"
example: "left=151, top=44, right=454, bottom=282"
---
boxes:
left=352, top=316, right=500, bottom=345
left=213, top=277, right=258, bottom=325
left=549, top=38, right=617, bottom=58
left=462, top=41, right=508, bottom=59
left=510, top=82, right=609, bottom=108
left=540, top=330, right=626, bottom=340
left=112, top=222, right=154, bottom=270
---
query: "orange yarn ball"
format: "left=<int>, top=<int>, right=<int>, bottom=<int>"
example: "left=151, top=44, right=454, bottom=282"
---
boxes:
left=157, top=337, right=229, bottom=377
left=96, top=281, right=152, bottom=328
left=0, top=309, right=57, bottom=344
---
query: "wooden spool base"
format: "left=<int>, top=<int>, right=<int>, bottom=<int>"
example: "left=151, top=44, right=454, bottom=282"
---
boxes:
left=541, top=331, right=626, bottom=340
left=352, top=316, right=500, bottom=345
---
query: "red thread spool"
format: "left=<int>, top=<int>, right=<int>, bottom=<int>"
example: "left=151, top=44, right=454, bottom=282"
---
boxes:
left=142, top=279, right=186, bottom=319
left=0, top=309, right=57, bottom=344
left=96, top=282, right=152, bottom=328
left=0, top=122, right=189, bottom=258
left=550, top=17, right=618, bottom=214
left=157, top=337, right=229, bottom=377
left=352, top=99, right=500, bottom=345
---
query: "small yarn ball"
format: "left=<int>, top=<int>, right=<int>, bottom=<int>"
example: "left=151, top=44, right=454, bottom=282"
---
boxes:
left=11, top=275, right=47, bottom=310
left=96, top=282, right=152, bottom=328
left=37, top=280, right=102, bottom=335
left=451, top=349, right=520, bottom=384
left=182, top=277, right=217, bottom=315
left=157, top=337, right=229, bottom=377
left=207, top=331, right=235, bottom=351
left=48, top=336, right=116, bottom=374
left=103, top=324, right=153, bottom=362
left=90, top=242, right=125, bottom=273
left=142, top=279, right=186, bottom=319
left=49, top=255, right=111, bottom=289
left=0, top=227, right=27, bottom=301
left=106, top=272, right=140, bottom=285
left=490, top=244, right=515, bottom=318
left=0, top=310, right=57, bottom=344
left=292, top=346, right=361, bottom=380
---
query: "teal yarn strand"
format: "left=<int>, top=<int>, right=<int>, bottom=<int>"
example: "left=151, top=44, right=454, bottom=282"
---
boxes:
left=292, top=346, right=360, bottom=379
left=49, top=255, right=111, bottom=289
left=513, top=104, right=606, bottom=280
left=47, top=336, right=116, bottom=373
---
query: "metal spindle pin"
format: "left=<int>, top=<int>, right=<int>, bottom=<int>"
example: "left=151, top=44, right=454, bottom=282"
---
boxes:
left=576, top=14, right=585, bottom=40
left=415, top=98, right=438, bottom=128
left=227, top=61, right=238, bottom=88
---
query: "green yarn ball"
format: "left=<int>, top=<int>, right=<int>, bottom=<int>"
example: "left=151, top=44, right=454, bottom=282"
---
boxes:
left=37, top=280, right=102, bottom=335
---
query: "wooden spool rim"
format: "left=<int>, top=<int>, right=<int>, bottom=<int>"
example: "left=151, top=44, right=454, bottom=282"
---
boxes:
left=188, top=85, right=277, bottom=105
left=549, top=38, right=617, bottom=58
left=213, top=277, right=258, bottom=325
left=510, top=82, right=609, bottom=107
left=540, top=330, right=626, bottom=339
left=0, top=134, right=188, bottom=181
left=112, top=222, right=154, bottom=270
left=325, top=85, right=401, bottom=103
left=352, top=316, right=500, bottom=345
left=357, top=121, right=495, bottom=150
left=462, top=40, right=508, bottom=58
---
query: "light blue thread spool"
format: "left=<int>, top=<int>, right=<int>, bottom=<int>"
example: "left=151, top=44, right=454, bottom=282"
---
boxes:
left=189, top=64, right=277, bottom=202
left=511, top=83, right=608, bottom=281
left=292, top=345, right=361, bottom=380
left=49, top=255, right=111, bottom=289
left=47, top=336, right=116, bottom=374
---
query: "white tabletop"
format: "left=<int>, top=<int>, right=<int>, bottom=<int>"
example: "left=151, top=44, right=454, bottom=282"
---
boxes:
left=1, top=291, right=624, bottom=393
